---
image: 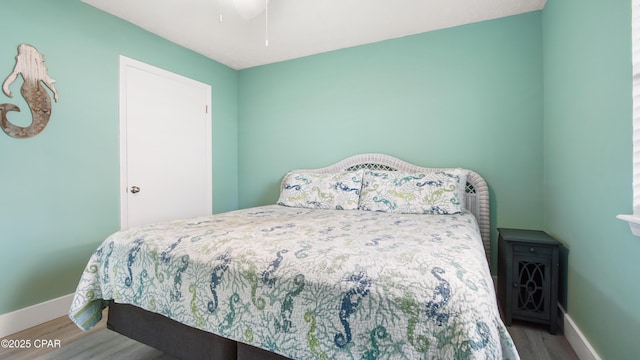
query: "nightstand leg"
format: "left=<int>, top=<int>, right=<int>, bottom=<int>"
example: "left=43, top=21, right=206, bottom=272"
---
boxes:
left=549, top=305, right=558, bottom=335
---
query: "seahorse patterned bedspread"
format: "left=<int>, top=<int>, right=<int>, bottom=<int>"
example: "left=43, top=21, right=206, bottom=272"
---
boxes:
left=69, top=205, right=519, bottom=359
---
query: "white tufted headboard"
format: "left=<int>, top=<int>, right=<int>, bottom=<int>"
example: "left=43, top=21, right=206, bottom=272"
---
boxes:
left=288, top=153, right=491, bottom=265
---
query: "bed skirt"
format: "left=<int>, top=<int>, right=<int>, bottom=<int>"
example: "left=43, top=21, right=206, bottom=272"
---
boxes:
left=107, top=301, right=286, bottom=360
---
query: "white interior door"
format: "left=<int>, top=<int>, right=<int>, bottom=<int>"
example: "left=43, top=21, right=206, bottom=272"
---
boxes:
left=119, top=56, right=212, bottom=229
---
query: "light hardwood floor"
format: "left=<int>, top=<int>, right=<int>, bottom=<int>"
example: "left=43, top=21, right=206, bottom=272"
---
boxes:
left=0, top=310, right=174, bottom=360
left=506, top=320, right=579, bottom=360
left=0, top=312, right=578, bottom=360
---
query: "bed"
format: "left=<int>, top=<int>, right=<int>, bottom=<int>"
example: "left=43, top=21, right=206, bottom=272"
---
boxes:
left=69, top=153, right=518, bottom=360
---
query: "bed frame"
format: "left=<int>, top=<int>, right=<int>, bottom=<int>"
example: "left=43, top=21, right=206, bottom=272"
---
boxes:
left=107, top=153, right=490, bottom=360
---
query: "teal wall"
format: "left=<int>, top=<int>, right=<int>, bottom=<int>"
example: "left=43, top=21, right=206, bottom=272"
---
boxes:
left=3, top=1, right=636, bottom=358
left=543, top=0, right=639, bottom=359
left=238, top=12, right=545, bottom=273
left=0, top=0, right=238, bottom=315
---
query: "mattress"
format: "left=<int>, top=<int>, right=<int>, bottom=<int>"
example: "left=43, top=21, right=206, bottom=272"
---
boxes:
left=69, top=205, right=518, bottom=359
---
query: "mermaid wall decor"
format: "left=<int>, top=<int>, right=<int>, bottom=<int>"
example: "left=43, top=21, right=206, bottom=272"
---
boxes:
left=0, top=44, right=59, bottom=138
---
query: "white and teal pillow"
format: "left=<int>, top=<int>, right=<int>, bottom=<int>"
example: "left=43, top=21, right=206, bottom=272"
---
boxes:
left=277, top=170, right=364, bottom=210
left=358, top=169, right=468, bottom=214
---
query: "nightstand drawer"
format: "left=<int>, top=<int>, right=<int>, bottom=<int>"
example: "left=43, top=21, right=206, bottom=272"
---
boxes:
left=513, top=244, right=554, bottom=255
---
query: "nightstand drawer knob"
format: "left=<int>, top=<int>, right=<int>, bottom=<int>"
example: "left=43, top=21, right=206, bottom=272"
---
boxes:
left=513, top=282, right=519, bottom=288
left=529, top=247, right=535, bottom=252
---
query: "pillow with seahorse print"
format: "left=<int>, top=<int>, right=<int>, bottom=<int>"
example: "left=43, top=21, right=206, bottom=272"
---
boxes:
left=358, top=169, right=468, bottom=214
left=278, top=170, right=364, bottom=210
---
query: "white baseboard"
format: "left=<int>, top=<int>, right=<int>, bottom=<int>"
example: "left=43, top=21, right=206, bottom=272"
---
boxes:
left=0, top=294, right=74, bottom=338
left=559, top=305, right=602, bottom=360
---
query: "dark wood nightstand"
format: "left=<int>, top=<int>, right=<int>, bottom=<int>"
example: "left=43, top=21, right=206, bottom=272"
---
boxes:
left=498, top=228, right=560, bottom=334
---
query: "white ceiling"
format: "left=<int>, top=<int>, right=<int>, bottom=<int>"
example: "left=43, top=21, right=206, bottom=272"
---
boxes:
left=81, top=0, right=547, bottom=70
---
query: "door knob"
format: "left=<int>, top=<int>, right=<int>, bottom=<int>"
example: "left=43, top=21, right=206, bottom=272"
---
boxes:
left=130, top=186, right=141, bottom=194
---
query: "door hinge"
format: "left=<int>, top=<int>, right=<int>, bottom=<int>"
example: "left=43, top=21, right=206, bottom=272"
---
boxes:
left=205, top=105, right=209, bottom=114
